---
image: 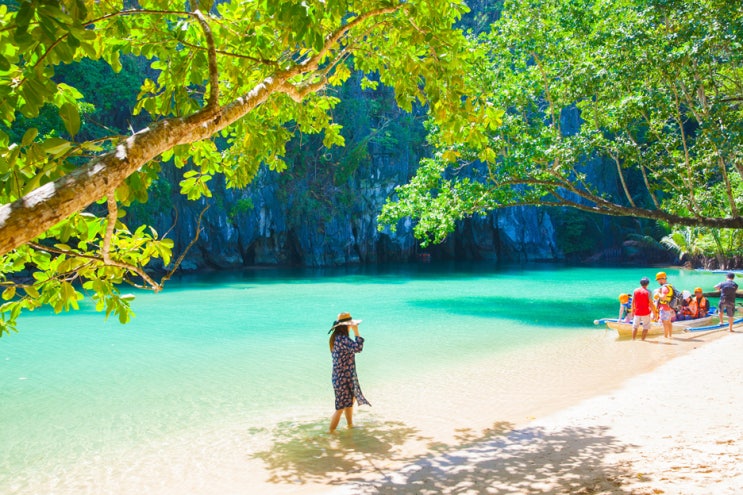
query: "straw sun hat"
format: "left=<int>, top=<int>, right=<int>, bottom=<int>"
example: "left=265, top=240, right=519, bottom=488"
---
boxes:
left=328, top=312, right=362, bottom=333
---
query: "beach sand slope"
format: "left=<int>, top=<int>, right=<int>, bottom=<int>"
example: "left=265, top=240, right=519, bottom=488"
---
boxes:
left=338, top=333, right=743, bottom=495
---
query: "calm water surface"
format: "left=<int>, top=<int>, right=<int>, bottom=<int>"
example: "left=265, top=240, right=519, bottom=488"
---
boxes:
left=0, top=263, right=725, bottom=492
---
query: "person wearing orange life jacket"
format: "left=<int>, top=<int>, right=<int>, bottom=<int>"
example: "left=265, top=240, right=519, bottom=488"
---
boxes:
left=688, top=287, right=709, bottom=319
left=677, top=290, right=695, bottom=320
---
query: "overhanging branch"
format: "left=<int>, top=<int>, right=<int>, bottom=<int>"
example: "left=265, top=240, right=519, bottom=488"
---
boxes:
left=483, top=180, right=743, bottom=228
left=0, top=5, right=405, bottom=257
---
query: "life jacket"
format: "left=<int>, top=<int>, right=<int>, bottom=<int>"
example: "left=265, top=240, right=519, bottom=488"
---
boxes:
left=687, top=299, right=697, bottom=316
left=690, top=296, right=708, bottom=318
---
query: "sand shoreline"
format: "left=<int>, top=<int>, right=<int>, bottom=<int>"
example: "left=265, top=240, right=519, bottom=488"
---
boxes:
left=323, top=330, right=743, bottom=495
left=242, top=328, right=741, bottom=495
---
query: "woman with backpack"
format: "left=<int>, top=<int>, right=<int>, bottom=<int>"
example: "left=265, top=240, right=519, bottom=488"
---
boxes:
left=656, top=272, right=675, bottom=338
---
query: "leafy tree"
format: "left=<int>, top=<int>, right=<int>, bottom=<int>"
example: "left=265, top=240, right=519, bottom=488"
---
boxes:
left=661, top=226, right=743, bottom=269
left=0, top=0, right=496, bottom=334
left=380, top=0, right=743, bottom=245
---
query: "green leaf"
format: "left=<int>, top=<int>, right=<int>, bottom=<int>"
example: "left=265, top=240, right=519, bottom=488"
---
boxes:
left=23, top=285, right=39, bottom=299
left=21, top=128, right=38, bottom=146
left=14, top=1, right=35, bottom=31
left=41, top=138, right=72, bottom=156
left=59, top=103, right=81, bottom=137
left=2, top=286, right=16, bottom=300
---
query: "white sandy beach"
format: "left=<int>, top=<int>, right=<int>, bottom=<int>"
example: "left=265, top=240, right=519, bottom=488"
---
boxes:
left=165, top=329, right=743, bottom=495
left=323, top=330, right=743, bottom=495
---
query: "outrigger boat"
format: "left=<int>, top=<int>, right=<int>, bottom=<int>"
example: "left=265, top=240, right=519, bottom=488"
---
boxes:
left=595, top=314, right=723, bottom=338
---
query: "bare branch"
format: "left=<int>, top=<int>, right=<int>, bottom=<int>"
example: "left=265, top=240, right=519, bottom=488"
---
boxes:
left=477, top=174, right=743, bottom=229
left=177, top=39, right=278, bottom=66
left=667, top=79, right=698, bottom=215
left=192, top=9, right=219, bottom=110
left=610, top=151, right=636, bottom=208
left=102, top=191, right=117, bottom=264
left=626, top=133, right=661, bottom=209
left=161, top=204, right=210, bottom=285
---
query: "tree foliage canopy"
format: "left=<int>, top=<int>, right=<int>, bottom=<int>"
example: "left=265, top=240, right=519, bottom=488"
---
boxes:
left=0, top=0, right=497, bottom=335
left=380, top=0, right=743, bottom=245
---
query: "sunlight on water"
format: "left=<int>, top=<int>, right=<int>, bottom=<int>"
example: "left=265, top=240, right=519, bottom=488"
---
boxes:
left=0, top=263, right=725, bottom=493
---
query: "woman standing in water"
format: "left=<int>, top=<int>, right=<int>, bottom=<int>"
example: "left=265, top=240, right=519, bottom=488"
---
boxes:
left=328, top=312, right=370, bottom=433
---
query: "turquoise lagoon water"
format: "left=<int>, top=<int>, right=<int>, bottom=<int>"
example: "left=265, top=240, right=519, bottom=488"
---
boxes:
left=0, top=263, right=726, bottom=492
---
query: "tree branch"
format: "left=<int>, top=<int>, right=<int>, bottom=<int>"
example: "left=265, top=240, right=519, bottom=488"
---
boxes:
left=177, top=39, right=278, bottom=66
left=610, top=151, right=636, bottom=208
left=27, top=241, right=161, bottom=291
left=625, top=132, right=661, bottom=209
left=192, top=9, right=219, bottom=110
left=477, top=175, right=743, bottom=229
left=160, top=204, right=209, bottom=285
left=0, top=4, right=409, bottom=257
left=102, top=191, right=117, bottom=265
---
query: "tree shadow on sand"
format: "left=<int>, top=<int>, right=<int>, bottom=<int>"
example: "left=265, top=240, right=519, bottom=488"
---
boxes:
left=350, top=425, right=640, bottom=495
left=253, top=419, right=645, bottom=494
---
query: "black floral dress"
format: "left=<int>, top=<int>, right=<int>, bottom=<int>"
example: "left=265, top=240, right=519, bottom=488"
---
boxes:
left=331, top=334, right=370, bottom=410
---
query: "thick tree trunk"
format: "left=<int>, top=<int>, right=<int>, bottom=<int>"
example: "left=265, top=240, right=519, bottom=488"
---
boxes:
left=0, top=76, right=282, bottom=256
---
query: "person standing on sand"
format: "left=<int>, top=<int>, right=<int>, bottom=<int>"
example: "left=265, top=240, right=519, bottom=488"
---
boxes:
left=655, top=272, right=674, bottom=338
left=715, top=272, right=739, bottom=333
left=632, top=277, right=658, bottom=340
left=328, top=312, right=370, bottom=433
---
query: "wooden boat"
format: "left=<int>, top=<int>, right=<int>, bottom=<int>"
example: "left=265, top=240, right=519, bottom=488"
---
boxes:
left=596, top=314, right=720, bottom=338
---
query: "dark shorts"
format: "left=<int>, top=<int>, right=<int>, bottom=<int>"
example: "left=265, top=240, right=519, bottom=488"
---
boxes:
left=721, top=303, right=736, bottom=317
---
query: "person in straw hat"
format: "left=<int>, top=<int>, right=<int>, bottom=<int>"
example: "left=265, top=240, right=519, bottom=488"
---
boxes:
left=328, top=312, right=370, bottom=433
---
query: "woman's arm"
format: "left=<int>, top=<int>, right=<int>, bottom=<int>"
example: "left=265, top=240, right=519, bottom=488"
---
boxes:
left=349, top=325, right=364, bottom=353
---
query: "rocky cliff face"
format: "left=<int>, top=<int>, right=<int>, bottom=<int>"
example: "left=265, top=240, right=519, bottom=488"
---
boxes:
left=131, top=77, right=561, bottom=270
left=135, top=168, right=560, bottom=270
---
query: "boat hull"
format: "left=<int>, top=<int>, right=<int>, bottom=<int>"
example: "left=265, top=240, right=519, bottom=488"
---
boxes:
left=606, top=315, right=719, bottom=338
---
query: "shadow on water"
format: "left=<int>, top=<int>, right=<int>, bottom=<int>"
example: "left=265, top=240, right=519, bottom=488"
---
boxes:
left=409, top=295, right=612, bottom=327
left=251, top=419, right=642, bottom=494
left=250, top=418, right=424, bottom=486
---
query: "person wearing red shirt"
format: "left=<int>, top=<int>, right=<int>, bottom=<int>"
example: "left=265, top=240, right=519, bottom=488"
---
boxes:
left=632, top=276, right=658, bottom=340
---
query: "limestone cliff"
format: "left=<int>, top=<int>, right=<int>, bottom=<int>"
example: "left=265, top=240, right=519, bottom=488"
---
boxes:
left=131, top=76, right=561, bottom=270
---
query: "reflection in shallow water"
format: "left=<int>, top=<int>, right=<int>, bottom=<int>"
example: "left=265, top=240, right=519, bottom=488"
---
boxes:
left=252, top=417, right=516, bottom=488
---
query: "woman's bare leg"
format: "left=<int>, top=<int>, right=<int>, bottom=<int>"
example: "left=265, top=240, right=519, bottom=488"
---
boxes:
left=329, top=409, right=343, bottom=433
left=344, top=406, right=353, bottom=428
